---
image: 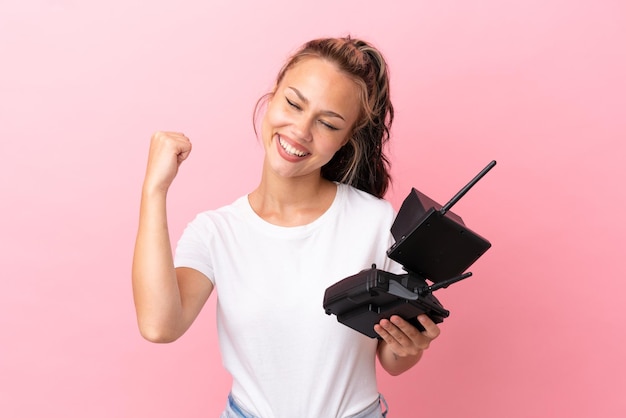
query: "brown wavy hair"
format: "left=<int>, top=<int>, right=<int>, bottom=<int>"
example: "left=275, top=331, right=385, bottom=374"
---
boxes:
left=255, top=36, right=394, bottom=198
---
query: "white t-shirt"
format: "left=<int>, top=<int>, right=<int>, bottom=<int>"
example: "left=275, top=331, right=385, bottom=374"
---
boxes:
left=174, top=183, right=403, bottom=418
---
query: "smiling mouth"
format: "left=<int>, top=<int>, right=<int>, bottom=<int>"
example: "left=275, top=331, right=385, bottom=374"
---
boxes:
left=279, top=137, right=310, bottom=157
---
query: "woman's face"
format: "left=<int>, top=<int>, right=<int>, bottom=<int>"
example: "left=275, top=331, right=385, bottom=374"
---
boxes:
left=261, top=57, right=361, bottom=180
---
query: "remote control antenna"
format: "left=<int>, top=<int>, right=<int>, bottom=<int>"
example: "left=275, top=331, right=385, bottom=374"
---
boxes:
left=420, top=272, right=473, bottom=295
left=440, top=160, right=497, bottom=216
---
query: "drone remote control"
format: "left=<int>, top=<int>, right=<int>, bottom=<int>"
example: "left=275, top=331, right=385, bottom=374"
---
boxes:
left=323, top=161, right=496, bottom=338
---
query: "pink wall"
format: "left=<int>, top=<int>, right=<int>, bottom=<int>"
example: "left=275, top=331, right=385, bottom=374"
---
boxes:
left=1, top=1, right=624, bottom=417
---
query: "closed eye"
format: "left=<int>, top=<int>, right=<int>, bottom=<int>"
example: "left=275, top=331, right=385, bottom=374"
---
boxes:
left=286, top=97, right=301, bottom=110
left=319, top=120, right=339, bottom=131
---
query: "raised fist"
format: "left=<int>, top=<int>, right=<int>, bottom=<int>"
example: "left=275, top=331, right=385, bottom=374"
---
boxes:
left=143, top=131, right=192, bottom=193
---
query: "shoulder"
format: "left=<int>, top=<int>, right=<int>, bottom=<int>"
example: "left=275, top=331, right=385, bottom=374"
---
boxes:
left=339, top=183, right=396, bottom=216
left=184, top=195, right=249, bottom=232
left=336, top=184, right=397, bottom=230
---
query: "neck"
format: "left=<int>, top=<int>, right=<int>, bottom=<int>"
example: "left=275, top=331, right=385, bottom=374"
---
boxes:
left=248, top=164, right=338, bottom=227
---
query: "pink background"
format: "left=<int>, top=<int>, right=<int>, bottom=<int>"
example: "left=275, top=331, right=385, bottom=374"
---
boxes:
left=1, top=1, right=625, bottom=417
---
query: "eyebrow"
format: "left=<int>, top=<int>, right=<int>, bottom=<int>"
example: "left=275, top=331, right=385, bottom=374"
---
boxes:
left=287, top=87, right=346, bottom=121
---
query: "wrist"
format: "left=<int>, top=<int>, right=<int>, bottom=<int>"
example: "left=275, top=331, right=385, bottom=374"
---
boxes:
left=141, top=182, right=169, bottom=200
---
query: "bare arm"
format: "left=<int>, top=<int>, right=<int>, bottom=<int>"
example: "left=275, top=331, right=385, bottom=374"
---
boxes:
left=375, top=314, right=440, bottom=376
left=132, top=132, right=213, bottom=343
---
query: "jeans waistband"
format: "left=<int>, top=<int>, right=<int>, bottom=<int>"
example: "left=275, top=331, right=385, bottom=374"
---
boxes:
left=222, top=393, right=388, bottom=418
left=225, top=393, right=257, bottom=418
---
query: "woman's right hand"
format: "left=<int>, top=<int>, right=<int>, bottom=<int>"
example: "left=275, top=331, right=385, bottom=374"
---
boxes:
left=143, top=131, right=192, bottom=194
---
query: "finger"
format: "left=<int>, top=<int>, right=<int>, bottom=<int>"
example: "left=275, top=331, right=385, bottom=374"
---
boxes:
left=376, top=318, right=423, bottom=357
left=153, top=132, right=192, bottom=159
left=417, top=314, right=441, bottom=340
left=389, top=316, right=434, bottom=352
left=160, top=131, right=188, bottom=139
left=151, top=131, right=190, bottom=147
left=378, top=318, right=412, bottom=347
left=374, top=321, right=410, bottom=356
left=173, top=136, right=192, bottom=159
left=374, top=323, right=391, bottom=341
left=374, top=323, right=399, bottom=352
left=389, top=315, right=422, bottom=340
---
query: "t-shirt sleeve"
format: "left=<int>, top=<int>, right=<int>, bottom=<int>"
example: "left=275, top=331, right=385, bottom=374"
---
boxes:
left=173, top=215, right=216, bottom=284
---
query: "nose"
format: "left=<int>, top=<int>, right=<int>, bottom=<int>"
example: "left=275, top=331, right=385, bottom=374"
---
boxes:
left=291, top=114, right=314, bottom=142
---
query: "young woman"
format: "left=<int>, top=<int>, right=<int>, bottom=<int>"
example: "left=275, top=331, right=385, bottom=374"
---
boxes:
left=132, top=36, right=440, bottom=418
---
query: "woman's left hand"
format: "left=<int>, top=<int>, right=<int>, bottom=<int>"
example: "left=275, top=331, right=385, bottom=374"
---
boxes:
left=374, top=314, right=440, bottom=358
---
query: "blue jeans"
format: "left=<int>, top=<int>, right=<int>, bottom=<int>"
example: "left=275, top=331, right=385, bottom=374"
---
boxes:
left=220, top=393, right=388, bottom=418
